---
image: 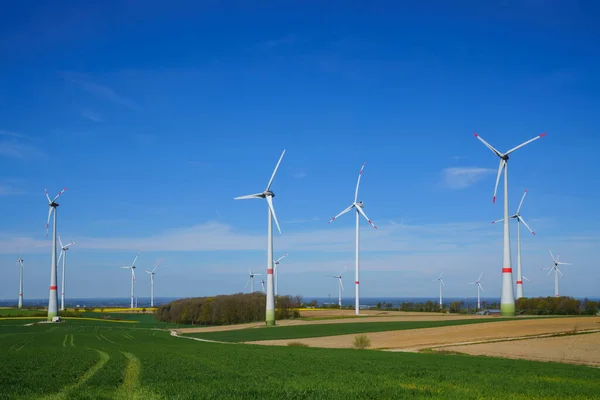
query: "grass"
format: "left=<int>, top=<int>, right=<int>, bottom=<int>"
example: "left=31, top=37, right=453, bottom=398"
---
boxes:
left=184, top=317, right=535, bottom=342
left=0, top=317, right=598, bottom=399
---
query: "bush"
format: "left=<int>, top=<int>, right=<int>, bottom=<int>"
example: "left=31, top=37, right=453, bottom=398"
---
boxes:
left=353, top=334, right=371, bottom=349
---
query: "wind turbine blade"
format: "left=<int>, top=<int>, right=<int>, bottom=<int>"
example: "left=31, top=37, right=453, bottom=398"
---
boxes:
left=522, top=276, right=530, bottom=281
left=65, top=241, right=76, bottom=248
left=492, top=159, right=505, bottom=204
left=491, top=218, right=504, bottom=224
left=244, top=278, right=250, bottom=288
left=121, top=266, right=130, bottom=269
left=254, top=273, right=263, bottom=276
left=234, top=193, right=264, bottom=200
left=555, top=253, right=561, bottom=262
left=132, top=269, right=136, bottom=280
left=557, top=262, right=571, bottom=265
left=46, top=206, right=52, bottom=238
left=516, top=189, right=528, bottom=214
left=505, top=133, right=547, bottom=155
left=340, top=265, right=347, bottom=276
left=468, top=282, right=476, bottom=285
left=131, top=253, right=139, bottom=267
left=52, top=188, right=68, bottom=203
left=479, top=283, right=484, bottom=292
left=265, top=149, right=286, bottom=191
left=340, top=279, right=344, bottom=291
left=547, top=268, right=553, bottom=276
left=145, top=270, right=152, bottom=274
left=473, top=133, right=502, bottom=157
left=266, top=195, right=281, bottom=234
left=439, top=272, right=443, bottom=279
left=58, top=233, right=64, bottom=249
left=354, top=162, right=366, bottom=203
left=328, top=204, right=355, bottom=223
left=58, top=250, right=63, bottom=264
left=44, top=187, right=51, bottom=203
left=357, top=206, right=378, bottom=230
left=478, top=272, right=484, bottom=282
left=275, top=253, right=288, bottom=263
left=557, top=268, right=563, bottom=277
left=549, top=250, right=556, bottom=263
left=518, top=216, right=536, bottom=236
left=153, top=265, right=159, bottom=273
left=440, top=279, right=445, bottom=286
left=248, top=269, right=252, bottom=276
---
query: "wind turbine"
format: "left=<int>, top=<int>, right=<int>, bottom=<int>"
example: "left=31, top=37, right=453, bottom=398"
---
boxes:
left=145, top=262, right=160, bottom=307
left=474, top=132, right=546, bottom=316
left=328, top=162, right=378, bottom=315
left=259, top=279, right=266, bottom=292
left=434, top=272, right=444, bottom=308
left=326, top=266, right=346, bottom=307
left=491, top=189, right=536, bottom=299
left=273, top=253, right=288, bottom=297
left=57, top=234, right=75, bottom=311
left=245, top=270, right=262, bottom=293
left=45, top=187, right=67, bottom=321
left=121, top=253, right=139, bottom=309
left=234, top=149, right=285, bottom=326
left=17, top=256, right=24, bottom=309
left=468, top=272, right=484, bottom=310
left=544, top=251, right=571, bottom=297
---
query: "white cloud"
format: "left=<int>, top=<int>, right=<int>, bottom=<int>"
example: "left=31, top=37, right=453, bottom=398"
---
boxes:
left=0, top=184, right=24, bottom=196
left=442, top=167, right=495, bottom=189
left=0, top=129, right=43, bottom=159
left=64, top=73, right=140, bottom=111
left=81, top=109, right=103, bottom=122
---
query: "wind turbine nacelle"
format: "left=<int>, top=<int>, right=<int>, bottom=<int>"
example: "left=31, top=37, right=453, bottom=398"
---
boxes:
left=357, top=201, right=364, bottom=208
left=265, top=190, right=275, bottom=198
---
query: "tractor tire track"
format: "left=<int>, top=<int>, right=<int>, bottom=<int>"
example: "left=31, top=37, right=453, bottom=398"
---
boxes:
left=114, top=352, right=162, bottom=399
left=42, top=349, right=110, bottom=400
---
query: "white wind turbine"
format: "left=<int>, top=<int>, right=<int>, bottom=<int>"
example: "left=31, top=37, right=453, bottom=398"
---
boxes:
left=328, top=162, right=378, bottom=315
left=491, top=189, right=536, bottom=299
left=474, top=132, right=546, bottom=316
left=145, top=261, right=160, bottom=307
left=434, top=272, right=444, bottom=308
left=544, top=251, right=571, bottom=297
left=17, top=256, right=24, bottom=309
left=45, top=187, right=67, bottom=321
left=273, top=253, right=288, bottom=297
left=259, top=279, right=266, bottom=292
left=468, top=272, right=484, bottom=310
left=245, top=270, right=262, bottom=293
left=121, top=253, right=139, bottom=308
left=234, top=149, right=285, bottom=326
left=57, top=234, right=75, bottom=311
left=326, top=266, right=346, bottom=307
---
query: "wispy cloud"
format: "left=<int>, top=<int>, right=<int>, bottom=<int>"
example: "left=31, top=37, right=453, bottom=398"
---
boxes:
left=0, top=184, right=24, bottom=196
left=292, top=169, right=307, bottom=179
left=64, top=73, right=140, bottom=111
left=81, top=109, right=103, bottom=123
left=283, top=217, right=320, bottom=224
left=0, top=129, right=43, bottom=159
left=442, top=167, right=495, bottom=189
left=0, top=130, right=31, bottom=139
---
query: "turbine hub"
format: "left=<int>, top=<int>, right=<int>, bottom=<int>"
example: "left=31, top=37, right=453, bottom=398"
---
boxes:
left=357, top=201, right=364, bottom=208
left=265, top=191, right=274, bottom=198
left=501, top=154, right=509, bottom=161
left=50, top=202, right=59, bottom=207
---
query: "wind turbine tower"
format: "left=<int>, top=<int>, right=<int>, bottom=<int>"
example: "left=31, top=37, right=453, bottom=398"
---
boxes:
left=468, top=272, right=485, bottom=310
left=492, top=189, right=536, bottom=299
left=234, top=150, right=286, bottom=326
left=435, top=272, right=444, bottom=308
left=17, top=257, right=24, bottom=309
left=474, top=132, right=546, bottom=316
left=326, top=266, right=346, bottom=307
left=329, top=162, right=378, bottom=315
left=45, top=188, right=67, bottom=321
left=246, top=270, right=262, bottom=293
left=545, top=251, right=571, bottom=297
left=145, top=262, right=160, bottom=307
left=121, top=253, right=139, bottom=309
left=57, top=234, right=75, bottom=311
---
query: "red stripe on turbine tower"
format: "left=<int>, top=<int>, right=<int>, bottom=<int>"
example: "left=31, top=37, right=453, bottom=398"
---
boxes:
left=267, top=268, right=273, bottom=274
left=502, top=268, right=512, bottom=273
left=50, top=285, right=57, bottom=290
left=516, top=280, right=523, bottom=284
left=355, top=281, right=359, bottom=284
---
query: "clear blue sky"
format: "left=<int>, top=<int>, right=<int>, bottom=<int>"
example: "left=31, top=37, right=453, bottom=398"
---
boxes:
left=1, top=1, right=599, bottom=301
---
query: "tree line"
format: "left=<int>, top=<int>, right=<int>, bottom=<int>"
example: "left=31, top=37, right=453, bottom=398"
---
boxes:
left=154, top=293, right=302, bottom=325
left=516, top=297, right=599, bottom=315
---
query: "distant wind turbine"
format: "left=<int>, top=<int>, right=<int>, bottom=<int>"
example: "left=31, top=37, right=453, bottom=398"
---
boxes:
left=328, top=162, right=378, bottom=315
left=57, top=234, right=75, bottom=311
left=474, top=132, right=546, bottom=316
left=145, top=261, right=160, bottom=307
left=259, top=279, right=266, bottom=292
left=245, top=270, right=262, bottom=293
left=121, top=253, right=139, bottom=309
left=234, top=149, right=285, bottom=326
left=273, top=253, right=288, bottom=297
left=17, top=256, right=24, bottom=309
left=435, top=272, right=444, bottom=308
left=492, top=189, right=535, bottom=299
left=326, top=266, right=346, bottom=307
left=468, top=272, right=484, bottom=310
left=544, top=251, right=571, bottom=297
left=45, top=187, right=67, bottom=321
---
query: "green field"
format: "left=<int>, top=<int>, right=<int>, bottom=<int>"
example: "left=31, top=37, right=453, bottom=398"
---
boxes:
left=1, top=316, right=599, bottom=399
left=184, top=317, right=535, bottom=342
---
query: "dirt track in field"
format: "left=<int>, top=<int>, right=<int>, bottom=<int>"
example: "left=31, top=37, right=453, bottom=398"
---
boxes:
left=246, top=317, right=600, bottom=354
left=175, top=311, right=489, bottom=334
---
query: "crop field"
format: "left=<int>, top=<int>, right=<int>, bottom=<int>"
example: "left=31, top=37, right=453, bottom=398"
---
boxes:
left=1, top=316, right=600, bottom=399
left=182, top=317, right=532, bottom=342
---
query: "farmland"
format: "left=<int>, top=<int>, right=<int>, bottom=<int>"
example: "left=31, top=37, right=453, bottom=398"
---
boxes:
left=1, top=316, right=600, bottom=399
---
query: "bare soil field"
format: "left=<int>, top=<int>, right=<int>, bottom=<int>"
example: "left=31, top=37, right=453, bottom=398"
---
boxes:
left=176, top=312, right=489, bottom=334
left=442, top=332, right=600, bottom=367
left=247, top=317, right=600, bottom=353
left=298, top=309, right=450, bottom=318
